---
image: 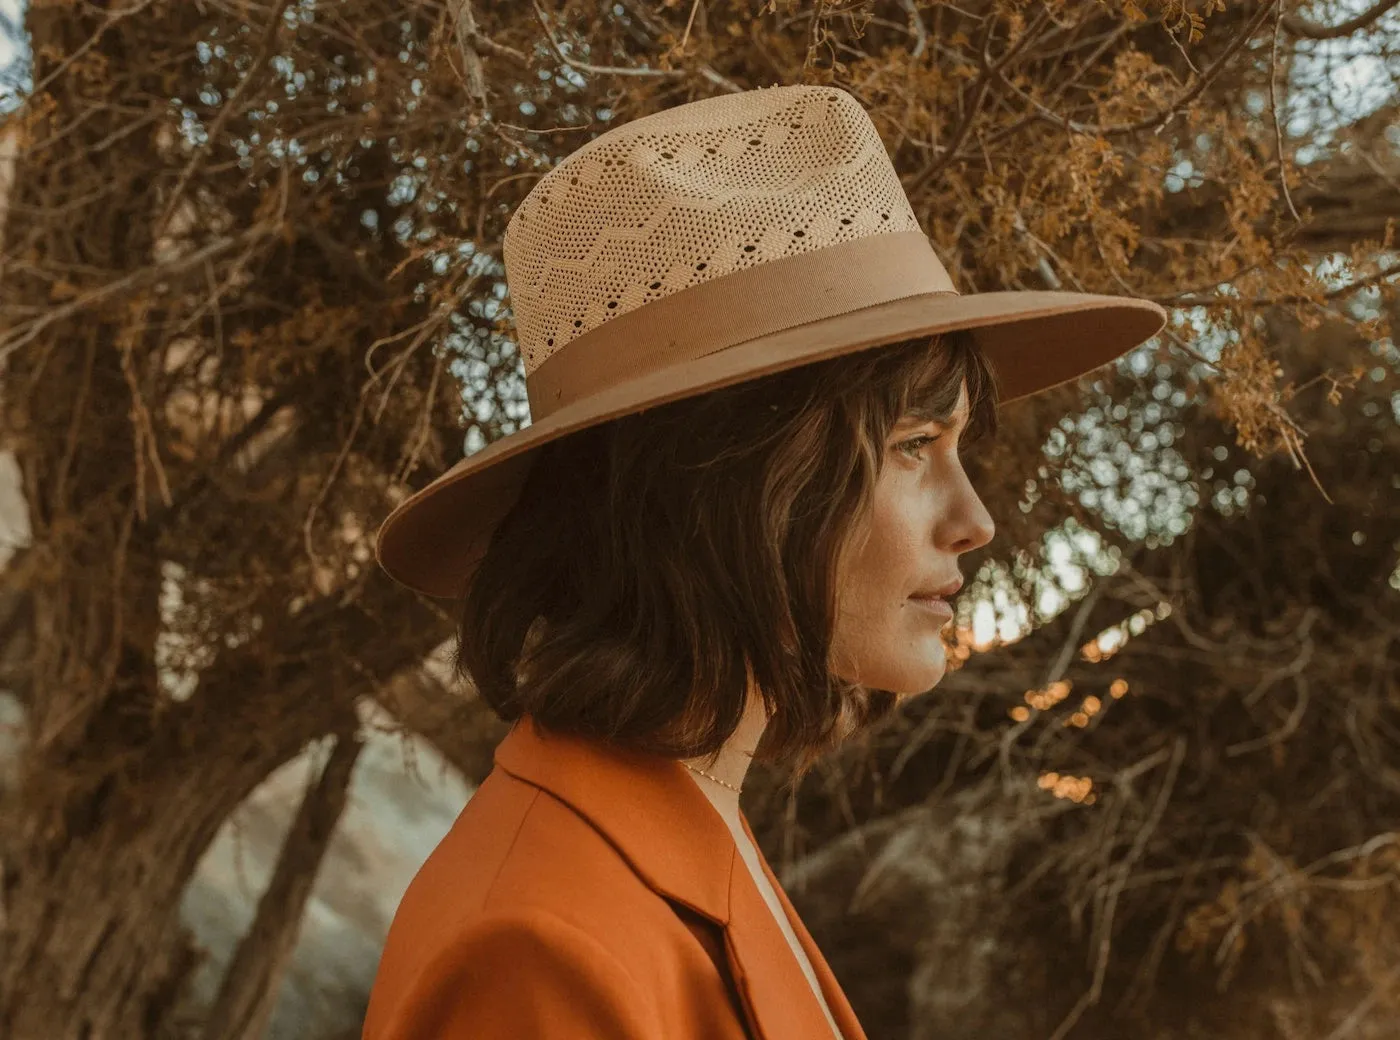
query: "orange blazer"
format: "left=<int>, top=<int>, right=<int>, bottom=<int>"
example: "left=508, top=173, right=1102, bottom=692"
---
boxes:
left=362, top=714, right=868, bottom=1039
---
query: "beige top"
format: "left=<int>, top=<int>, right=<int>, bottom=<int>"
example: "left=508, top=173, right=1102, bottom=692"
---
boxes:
left=692, top=783, right=847, bottom=1040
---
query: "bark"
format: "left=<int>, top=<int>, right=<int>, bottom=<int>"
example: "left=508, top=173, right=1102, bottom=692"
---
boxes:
left=2, top=739, right=288, bottom=1039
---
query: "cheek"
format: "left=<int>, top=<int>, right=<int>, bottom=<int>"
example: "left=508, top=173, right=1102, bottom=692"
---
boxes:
left=848, top=476, right=927, bottom=600
left=831, top=477, right=948, bottom=692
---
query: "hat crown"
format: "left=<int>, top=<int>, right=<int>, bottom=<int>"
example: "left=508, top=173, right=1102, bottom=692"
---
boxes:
left=502, top=85, right=922, bottom=376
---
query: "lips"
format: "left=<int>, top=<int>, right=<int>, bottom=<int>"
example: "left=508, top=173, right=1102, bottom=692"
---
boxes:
left=909, top=577, right=960, bottom=622
left=911, top=577, right=962, bottom=600
left=908, top=595, right=955, bottom=620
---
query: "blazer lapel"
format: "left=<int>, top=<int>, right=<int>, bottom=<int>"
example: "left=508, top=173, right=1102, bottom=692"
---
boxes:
left=736, top=812, right=868, bottom=1040
left=725, top=846, right=867, bottom=1039
left=492, top=716, right=866, bottom=1040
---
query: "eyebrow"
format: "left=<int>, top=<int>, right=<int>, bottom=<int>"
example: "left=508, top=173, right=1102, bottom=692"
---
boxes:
left=898, top=404, right=969, bottom=428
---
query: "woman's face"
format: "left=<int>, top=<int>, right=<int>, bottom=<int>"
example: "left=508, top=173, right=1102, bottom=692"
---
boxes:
left=830, top=379, right=995, bottom=697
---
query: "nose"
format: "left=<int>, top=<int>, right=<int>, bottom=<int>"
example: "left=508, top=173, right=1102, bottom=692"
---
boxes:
left=939, top=467, right=995, bottom=554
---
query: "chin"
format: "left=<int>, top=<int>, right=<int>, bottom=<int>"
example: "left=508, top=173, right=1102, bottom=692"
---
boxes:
left=865, top=646, right=948, bottom=698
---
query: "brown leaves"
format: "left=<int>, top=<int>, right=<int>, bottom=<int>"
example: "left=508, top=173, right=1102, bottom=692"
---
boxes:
left=1209, top=321, right=1338, bottom=503
left=1211, top=325, right=1291, bottom=454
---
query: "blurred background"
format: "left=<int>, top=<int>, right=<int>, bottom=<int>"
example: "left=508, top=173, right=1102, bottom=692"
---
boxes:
left=0, top=0, right=1396, bottom=1037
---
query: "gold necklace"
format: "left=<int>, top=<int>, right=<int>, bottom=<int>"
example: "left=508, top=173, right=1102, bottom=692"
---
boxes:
left=682, top=761, right=743, bottom=793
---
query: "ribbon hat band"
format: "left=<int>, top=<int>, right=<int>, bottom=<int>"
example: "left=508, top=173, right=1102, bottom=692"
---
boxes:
left=528, top=231, right=955, bottom=419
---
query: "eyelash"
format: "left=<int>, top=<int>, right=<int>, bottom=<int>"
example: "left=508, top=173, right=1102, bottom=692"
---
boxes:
left=896, top=432, right=943, bottom=459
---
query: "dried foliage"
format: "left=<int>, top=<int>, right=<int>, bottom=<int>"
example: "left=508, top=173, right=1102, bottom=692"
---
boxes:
left=0, top=0, right=1395, bottom=1037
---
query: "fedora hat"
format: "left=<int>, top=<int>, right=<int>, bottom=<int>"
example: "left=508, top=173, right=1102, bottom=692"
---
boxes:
left=375, top=84, right=1166, bottom=600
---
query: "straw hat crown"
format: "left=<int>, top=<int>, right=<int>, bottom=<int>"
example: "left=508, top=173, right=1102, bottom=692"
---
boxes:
left=503, top=85, right=928, bottom=412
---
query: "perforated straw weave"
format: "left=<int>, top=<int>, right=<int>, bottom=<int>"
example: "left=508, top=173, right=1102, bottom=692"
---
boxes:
left=503, top=85, right=922, bottom=375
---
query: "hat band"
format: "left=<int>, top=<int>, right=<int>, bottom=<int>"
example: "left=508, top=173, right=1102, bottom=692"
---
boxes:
left=527, top=230, right=957, bottom=419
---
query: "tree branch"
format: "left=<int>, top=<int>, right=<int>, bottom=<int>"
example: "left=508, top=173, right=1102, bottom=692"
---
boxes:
left=1160, top=260, right=1400, bottom=308
left=992, top=0, right=1281, bottom=141
left=201, top=727, right=364, bottom=1040
left=1283, top=0, right=1400, bottom=39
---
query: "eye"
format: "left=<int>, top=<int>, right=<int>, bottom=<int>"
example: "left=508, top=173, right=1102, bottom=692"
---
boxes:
left=895, top=432, right=943, bottom=459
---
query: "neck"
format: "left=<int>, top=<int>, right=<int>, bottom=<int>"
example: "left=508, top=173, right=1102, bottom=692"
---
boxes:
left=679, top=686, right=768, bottom=816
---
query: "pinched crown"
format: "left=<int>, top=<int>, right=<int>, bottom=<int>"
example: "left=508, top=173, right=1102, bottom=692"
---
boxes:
left=502, top=84, right=922, bottom=374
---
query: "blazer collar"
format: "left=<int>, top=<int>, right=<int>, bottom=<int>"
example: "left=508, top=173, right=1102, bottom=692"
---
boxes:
left=493, top=715, right=868, bottom=1040
left=494, top=713, right=733, bottom=921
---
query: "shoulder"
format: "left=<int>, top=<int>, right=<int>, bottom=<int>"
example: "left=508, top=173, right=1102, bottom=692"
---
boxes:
left=393, top=765, right=659, bottom=916
left=455, top=766, right=682, bottom=932
left=366, top=905, right=662, bottom=1038
left=365, top=769, right=704, bottom=1037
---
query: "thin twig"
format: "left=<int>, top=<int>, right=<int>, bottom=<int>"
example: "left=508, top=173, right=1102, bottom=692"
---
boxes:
left=896, top=0, right=927, bottom=59
left=0, top=226, right=277, bottom=364
left=1162, top=260, right=1400, bottom=308
left=1268, top=2, right=1302, bottom=223
left=677, top=0, right=702, bottom=53
left=1319, top=963, right=1400, bottom=1040
left=908, top=7, right=1053, bottom=194
left=533, top=0, right=684, bottom=80
left=1049, top=737, right=1187, bottom=1040
left=997, top=0, right=1282, bottom=141
left=152, top=0, right=292, bottom=244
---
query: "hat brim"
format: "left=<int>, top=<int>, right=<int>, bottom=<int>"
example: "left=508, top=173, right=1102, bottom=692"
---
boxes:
left=375, top=289, right=1166, bottom=599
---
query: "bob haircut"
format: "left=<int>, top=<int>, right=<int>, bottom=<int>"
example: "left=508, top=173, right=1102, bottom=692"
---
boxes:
left=454, top=328, right=999, bottom=776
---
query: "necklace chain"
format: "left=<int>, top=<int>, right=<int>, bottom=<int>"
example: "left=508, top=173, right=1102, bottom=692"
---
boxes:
left=683, top=761, right=743, bottom=793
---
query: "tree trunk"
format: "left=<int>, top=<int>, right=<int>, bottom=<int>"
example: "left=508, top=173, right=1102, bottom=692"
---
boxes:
left=0, top=5, right=450, bottom=1036
left=203, top=731, right=364, bottom=1040
left=0, top=588, right=441, bottom=1039
left=2, top=738, right=298, bottom=1038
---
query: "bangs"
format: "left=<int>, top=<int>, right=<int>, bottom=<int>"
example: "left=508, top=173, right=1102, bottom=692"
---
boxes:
left=893, top=328, right=1003, bottom=447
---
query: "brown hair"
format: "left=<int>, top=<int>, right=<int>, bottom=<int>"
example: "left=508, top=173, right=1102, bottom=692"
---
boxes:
left=453, top=328, right=999, bottom=775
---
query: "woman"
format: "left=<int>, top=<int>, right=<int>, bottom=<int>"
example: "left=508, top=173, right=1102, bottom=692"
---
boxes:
left=364, top=84, right=1165, bottom=1039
